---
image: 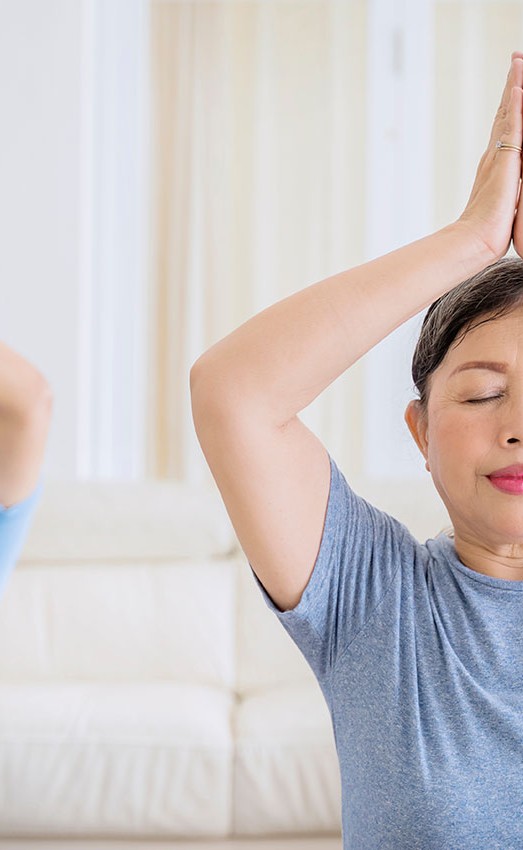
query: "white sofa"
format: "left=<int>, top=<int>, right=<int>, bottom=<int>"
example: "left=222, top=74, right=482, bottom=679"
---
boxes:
left=0, top=476, right=346, bottom=848
left=0, top=470, right=449, bottom=848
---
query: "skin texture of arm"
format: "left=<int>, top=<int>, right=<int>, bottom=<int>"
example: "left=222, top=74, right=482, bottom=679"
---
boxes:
left=190, top=222, right=494, bottom=429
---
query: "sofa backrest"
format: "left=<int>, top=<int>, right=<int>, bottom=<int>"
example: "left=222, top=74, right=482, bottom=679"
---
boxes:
left=0, top=475, right=451, bottom=694
left=0, top=481, right=237, bottom=689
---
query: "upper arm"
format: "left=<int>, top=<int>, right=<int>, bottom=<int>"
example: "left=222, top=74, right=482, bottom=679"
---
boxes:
left=0, top=383, right=53, bottom=508
left=191, top=370, right=332, bottom=613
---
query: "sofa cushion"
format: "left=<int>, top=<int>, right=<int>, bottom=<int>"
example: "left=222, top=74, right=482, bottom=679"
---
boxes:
left=0, top=681, right=233, bottom=837
left=236, top=553, right=318, bottom=695
left=234, top=681, right=341, bottom=834
left=0, top=559, right=236, bottom=687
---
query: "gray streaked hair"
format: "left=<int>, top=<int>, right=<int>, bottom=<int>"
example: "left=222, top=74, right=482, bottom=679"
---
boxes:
left=411, top=255, right=523, bottom=416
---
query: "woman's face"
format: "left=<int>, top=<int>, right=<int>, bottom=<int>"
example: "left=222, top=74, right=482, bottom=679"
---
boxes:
left=405, top=303, right=523, bottom=551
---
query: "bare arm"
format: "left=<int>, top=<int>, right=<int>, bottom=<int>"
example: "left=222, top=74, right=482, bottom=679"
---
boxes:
left=190, top=222, right=492, bottom=429
left=0, top=341, right=53, bottom=508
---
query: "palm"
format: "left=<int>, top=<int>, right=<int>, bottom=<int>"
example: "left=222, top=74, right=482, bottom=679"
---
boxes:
left=512, top=177, right=523, bottom=257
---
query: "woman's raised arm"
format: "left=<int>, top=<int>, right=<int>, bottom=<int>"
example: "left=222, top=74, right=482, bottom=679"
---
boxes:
left=190, top=54, right=523, bottom=613
left=192, top=56, right=523, bottom=428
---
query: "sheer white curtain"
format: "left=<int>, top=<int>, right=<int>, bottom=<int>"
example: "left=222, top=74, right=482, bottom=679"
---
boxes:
left=148, top=0, right=368, bottom=485
left=433, top=0, right=523, bottom=229
left=147, top=0, right=523, bottom=496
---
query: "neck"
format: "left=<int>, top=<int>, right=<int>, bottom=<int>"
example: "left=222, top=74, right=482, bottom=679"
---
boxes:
left=452, top=533, right=523, bottom=581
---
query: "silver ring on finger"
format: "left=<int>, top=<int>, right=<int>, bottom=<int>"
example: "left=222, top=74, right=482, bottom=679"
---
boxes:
left=496, top=139, right=522, bottom=152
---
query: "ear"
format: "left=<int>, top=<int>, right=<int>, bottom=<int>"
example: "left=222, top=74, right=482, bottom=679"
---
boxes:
left=404, top=400, right=430, bottom=471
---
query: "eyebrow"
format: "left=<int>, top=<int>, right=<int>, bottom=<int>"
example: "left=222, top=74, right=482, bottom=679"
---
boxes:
left=449, top=360, right=509, bottom=378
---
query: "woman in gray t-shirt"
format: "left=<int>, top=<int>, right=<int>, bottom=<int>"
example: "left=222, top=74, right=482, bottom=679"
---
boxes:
left=192, top=51, right=523, bottom=848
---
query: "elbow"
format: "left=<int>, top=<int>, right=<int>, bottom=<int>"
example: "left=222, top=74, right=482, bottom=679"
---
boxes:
left=190, top=356, right=232, bottom=429
left=190, top=356, right=217, bottom=407
left=20, top=373, right=54, bottom=423
left=33, top=376, right=54, bottom=415
left=190, top=359, right=214, bottom=426
left=189, top=359, right=205, bottom=412
left=189, top=359, right=203, bottom=396
left=39, top=381, right=54, bottom=418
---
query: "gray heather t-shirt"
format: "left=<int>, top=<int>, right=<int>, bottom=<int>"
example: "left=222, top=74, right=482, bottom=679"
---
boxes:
left=250, top=452, right=523, bottom=849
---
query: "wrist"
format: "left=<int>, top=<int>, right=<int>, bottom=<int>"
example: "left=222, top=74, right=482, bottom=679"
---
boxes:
left=440, top=218, right=501, bottom=276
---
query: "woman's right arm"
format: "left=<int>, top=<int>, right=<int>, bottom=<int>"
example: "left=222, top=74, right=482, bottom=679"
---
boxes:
left=190, top=55, right=523, bottom=613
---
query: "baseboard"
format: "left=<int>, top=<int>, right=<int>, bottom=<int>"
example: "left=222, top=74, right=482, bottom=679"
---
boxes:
left=0, top=837, right=343, bottom=850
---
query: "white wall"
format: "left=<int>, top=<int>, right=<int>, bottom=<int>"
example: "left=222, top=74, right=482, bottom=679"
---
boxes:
left=0, top=0, right=83, bottom=478
left=0, top=0, right=149, bottom=482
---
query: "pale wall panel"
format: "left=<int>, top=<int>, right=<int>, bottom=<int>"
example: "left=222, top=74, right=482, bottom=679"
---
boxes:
left=0, top=0, right=82, bottom=478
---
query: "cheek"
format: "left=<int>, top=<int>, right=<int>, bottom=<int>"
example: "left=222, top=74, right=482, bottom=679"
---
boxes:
left=428, top=410, right=492, bottom=474
left=440, top=419, right=474, bottom=445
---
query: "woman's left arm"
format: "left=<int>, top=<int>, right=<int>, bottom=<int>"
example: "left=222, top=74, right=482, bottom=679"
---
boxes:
left=0, top=341, right=53, bottom=508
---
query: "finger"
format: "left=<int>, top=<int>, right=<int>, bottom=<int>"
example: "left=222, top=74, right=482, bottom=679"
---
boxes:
left=500, top=55, right=523, bottom=112
left=493, top=56, right=523, bottom=127
left=489, top=58, right=523, bottom=148
left=512, top=54, right=523, bottom=90
left=487, top=86, right=523, bottom=161
left=492, top=85, right=523, bottom=153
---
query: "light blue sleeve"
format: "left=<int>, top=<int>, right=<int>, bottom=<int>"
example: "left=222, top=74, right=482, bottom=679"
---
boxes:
left=0, top=478, right=44, bottom=600
left=249, top=452, right=418, bottom=685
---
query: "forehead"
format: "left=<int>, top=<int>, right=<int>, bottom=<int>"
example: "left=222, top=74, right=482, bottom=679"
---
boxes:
left=443, top=305, right=523, bottom=370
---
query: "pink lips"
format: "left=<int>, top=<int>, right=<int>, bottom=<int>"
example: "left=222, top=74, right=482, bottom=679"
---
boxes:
left=487, top=464, right=523, bottom=494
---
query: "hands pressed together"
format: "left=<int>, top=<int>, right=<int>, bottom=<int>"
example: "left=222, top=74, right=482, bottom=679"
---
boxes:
left=459, top=51, right=523, bottom=262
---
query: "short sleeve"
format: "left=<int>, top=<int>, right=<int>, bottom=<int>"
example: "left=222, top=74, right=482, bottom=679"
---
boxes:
left=0, top=478, right=44, bottom=600
left=249, top=452, right=418, bottom=685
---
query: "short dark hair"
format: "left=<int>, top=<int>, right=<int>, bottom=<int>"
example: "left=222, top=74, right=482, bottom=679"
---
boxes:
left=411, top=255, right=523, bottom=415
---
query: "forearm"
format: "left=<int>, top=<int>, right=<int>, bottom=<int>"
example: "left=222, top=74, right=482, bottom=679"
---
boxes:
left=191, top=221, right=495, bottom=429
left=0, top=341, right=52, bottom=419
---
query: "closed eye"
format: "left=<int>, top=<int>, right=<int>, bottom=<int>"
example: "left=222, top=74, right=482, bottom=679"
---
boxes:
left=466, top=395, right=504, bottom=404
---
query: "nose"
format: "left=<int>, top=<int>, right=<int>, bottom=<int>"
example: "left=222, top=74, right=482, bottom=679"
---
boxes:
left=499, top=391, right=523, bottom=444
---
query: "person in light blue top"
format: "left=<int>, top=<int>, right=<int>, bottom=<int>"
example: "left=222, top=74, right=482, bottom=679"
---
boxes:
left=0, top=479, right=45, bottom=599
left=0, top=340, right=52, bottom=600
